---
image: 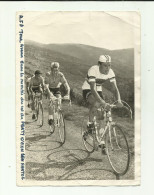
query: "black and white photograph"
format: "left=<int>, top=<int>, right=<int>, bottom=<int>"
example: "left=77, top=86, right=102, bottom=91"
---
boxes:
left=16, top=11, right=140, bottom=186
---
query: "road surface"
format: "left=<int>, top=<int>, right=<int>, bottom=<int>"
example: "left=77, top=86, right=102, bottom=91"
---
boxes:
left=25, top=102, right=134, bottom=181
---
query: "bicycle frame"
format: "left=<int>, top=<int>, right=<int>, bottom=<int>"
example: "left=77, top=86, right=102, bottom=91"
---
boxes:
left=93, top=109, right=112, bottom=145
left=82, top=101, right=132, bottom=175
left=94, top=102, right=132, bottom=148
left=49, top=97, right=70, bottom=127
left=51, top=98, right=61, bottom=127
left=32, top=92, right=41, bottom=107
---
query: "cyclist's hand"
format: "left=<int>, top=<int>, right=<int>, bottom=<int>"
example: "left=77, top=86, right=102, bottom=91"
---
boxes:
left=103, top=102, right=111, bottom=111
left=116, top=100, right=123, bottom=108
left=63, top=95, right=70, bottom=100
left=50, top=95, right=57, bottom=103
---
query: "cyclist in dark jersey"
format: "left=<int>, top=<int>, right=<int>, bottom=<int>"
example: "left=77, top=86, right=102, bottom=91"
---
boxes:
left=29, top=70, right=45, bottom=119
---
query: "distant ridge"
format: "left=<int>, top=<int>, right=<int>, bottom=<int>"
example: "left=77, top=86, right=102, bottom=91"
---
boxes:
left=25, top=40, right=134, bottom=78
left=24, top=40, right=134, bottom=104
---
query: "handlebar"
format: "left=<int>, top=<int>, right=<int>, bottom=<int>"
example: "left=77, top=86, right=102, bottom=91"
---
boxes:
left=104, top=101, right=133, bottom=119
left=50, top=96, right=72, bottom=106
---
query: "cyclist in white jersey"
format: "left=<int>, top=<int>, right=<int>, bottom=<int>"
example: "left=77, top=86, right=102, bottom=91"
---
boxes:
left=82, top=55, right=123, bottom=151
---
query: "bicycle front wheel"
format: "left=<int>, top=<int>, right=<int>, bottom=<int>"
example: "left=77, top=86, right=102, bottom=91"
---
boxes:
left=57, top=111, right=66, bottom=144
left=37, top=102, right=43, bottom=127
left=35, top=99, right=39, bottom=121
left=81, top=117, right=95, bottom=153
left=105, top=124, right=130, bottom=175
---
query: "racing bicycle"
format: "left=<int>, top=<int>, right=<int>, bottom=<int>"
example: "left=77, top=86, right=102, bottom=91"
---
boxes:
left=81, top=100, right=132, bottom=176
left=48, top=97, right=71, bottom=144
left=32, top=91, right=44, bottom=127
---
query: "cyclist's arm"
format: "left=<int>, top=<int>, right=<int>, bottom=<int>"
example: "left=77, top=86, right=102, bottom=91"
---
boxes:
left=44, top=72, right=50, bottom=85
left=110, top=80, right=122, bottom=102
left=44, top=84, right=55, bottom=99
left=29, top=79, right=33, bottom=93
left=40, top=77, right=45, bottom=92
left=60, top=74, right=70, bottom=96
left=90, top=82, right=106, bottom=107
left=26, top=81, right=30, bottom=94
left=63, top=82, right=70, bottom=96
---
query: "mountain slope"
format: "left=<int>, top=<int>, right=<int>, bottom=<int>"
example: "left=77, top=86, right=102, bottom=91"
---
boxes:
left=24, top=41, right=134, bottom=105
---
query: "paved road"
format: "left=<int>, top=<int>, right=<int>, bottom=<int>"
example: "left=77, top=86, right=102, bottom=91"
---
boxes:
left=25, top=102, right=134, bottom=181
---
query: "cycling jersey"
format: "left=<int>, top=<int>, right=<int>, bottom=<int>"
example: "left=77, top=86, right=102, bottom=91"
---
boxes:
left=45, top=71, right=67, bottom=88
left=29, top=76, right=44, bottom=87
left=82, top=65, right=116, bottom=91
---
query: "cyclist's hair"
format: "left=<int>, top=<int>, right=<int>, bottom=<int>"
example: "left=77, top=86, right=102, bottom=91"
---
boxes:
left=99, top=55, right=111, bottom=63
left=51, top=62, right=60, bottom=69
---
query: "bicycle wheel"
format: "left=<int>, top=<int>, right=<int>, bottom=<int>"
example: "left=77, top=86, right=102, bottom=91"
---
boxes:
left=81, top=117, right=95, bottom=153
left=37, top=102, right=43, bottom=127
left=105, top=124, right=130, bottom=175
left=57, top=111, right=65, bottom=144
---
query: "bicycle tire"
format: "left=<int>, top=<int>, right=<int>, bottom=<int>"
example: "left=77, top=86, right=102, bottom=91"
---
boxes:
left=105, top=124, right=130, bottom=175
left=81, top=117, right=95, bottom=153
left=38, top=102, right=43, bottom=127
left=35, top=98, right=39, bottom=121
left=57, top=111, right=66, bottom=144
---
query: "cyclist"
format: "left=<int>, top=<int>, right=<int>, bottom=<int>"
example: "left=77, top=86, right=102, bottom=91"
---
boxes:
left=25, top=74, right=34, bottom=108
left=44, top=62, right=70, bottom=127
left=29, top=70, right=45, bottom=119
left=82, top=55, right=123, bottom=151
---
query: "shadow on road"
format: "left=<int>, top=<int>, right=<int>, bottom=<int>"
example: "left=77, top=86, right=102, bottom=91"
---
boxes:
left=26, top=134, right=51, bottom=142
left=26, top=148, right=119, bottom=181
left=25, top=135, right=64, bottom=152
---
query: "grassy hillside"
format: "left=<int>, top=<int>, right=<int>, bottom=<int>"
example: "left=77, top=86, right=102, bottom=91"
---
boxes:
left=46, top=43, right=134, bottom=79
left=24, top=40, right=134, bottom=107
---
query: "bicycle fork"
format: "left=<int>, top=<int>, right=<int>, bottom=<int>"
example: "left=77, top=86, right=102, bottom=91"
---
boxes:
left=93, top=117, right=106, bottom=149
left=108, top=125, right=121, bottom=151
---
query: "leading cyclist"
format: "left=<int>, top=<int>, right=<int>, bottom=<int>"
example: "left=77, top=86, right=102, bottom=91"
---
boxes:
left=44, top=62, right=70, bottom=127
left=82, top=55, right=123, bottom=149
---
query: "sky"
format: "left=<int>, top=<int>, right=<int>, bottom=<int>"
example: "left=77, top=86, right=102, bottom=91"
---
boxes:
left=23, top=11, right=140, bottom=50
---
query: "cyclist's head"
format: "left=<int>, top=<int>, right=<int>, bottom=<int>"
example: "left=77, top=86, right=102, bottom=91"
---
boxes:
left=34, top=70, right=42, bottom=78
left=50, top=62, right=59, bottom=73
left=98, top=55, right=111, bottom=75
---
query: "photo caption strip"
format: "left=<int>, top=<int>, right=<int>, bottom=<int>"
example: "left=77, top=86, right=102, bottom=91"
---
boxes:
left=16, top=13, right=25, bottom=185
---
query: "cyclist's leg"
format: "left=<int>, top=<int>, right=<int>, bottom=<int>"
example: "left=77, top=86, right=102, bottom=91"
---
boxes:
left=55, top=90, right=61, bottom=108
left=87, top=93, right=100, bottom=122
left=38, top=86, right=43, bottom=103
left=27, top=88, right=31, bottom=107
left=48, top=88, right=56, bottom=125
left=29, top=91, right=35, bottom=111
left=30, top=92, right=36, bottom=119
left=30, top=87, right=39, bottom=118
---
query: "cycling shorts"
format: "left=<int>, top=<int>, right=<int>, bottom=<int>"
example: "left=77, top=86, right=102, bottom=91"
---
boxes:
left=31, top=86, right=42, bottom=93
left=49, top=88, right=61, bottom=96
left=82, top=89, right=103, bottom=102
